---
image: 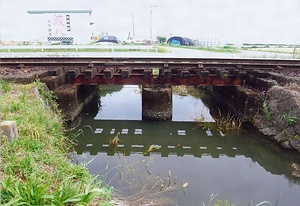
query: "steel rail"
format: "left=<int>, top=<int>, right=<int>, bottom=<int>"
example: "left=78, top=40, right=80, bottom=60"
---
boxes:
left=1, top=57, right=300, bottom=67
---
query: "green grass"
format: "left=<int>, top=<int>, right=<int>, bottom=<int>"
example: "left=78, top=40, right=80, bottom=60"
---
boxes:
left=156, top=46, right=171, bottom=53
left=0, top=80, right=112, bottom=205
left=0, top=47, right=168, bottom=53
left=0, top=79, right=11, bottom=93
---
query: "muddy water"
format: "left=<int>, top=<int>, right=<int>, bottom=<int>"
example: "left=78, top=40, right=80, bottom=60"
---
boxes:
left=73, top=85, right=300, bottom=205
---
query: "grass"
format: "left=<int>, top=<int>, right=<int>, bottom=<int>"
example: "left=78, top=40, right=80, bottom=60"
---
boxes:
left=0, top=79, right=112, bottom=205
left=196, top=109, right=243, bottom=136
left=164, top=44, right=240, bottom=53
left=0, top=46, right=169, bottom=53
left=0, top=78, right=11, bottom=93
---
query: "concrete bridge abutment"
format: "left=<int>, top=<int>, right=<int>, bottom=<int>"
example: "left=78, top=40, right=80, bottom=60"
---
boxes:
left=54, top=85, right=98, bottom=125
left=142, top=86, right=172, bottom=120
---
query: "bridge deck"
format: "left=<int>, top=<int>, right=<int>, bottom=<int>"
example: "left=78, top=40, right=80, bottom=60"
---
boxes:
left=1, top=57, right=299, bottom=86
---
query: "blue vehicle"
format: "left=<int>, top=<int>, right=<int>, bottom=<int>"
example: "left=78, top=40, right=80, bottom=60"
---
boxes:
left=167, top=36, right=194, bottom=46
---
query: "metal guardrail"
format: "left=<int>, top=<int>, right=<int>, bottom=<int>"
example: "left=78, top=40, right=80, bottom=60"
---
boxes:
left=0, top=45, right=158, bottom=53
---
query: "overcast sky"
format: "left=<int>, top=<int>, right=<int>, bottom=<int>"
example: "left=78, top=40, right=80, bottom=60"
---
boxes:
left=1, top=0, right=300, bottom=44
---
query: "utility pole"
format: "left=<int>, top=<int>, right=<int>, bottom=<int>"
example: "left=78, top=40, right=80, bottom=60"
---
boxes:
left=132, top=13, right=135, bottom=38
left=150, top=5, right=157, bottom=41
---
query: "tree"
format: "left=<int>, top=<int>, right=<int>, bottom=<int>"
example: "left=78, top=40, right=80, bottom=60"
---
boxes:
left=157, top=36, right=167, bottom=44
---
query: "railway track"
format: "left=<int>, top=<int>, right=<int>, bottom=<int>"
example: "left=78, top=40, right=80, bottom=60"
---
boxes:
left=1, top=56, right=300, bottom=67
left=1, top=57, right=300, bottom=86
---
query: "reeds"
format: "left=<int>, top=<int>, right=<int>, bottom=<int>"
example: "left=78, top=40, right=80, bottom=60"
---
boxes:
left=109, top=132, right=121, bottom=147
left=196, top=109, right=243, bottom=137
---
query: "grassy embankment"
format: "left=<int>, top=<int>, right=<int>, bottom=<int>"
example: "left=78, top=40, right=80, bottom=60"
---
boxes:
left=0, top=79, right=112, bottom=205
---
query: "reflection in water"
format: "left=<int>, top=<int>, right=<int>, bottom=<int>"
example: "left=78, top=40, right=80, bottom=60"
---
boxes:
left=94, top=85, right=214, bottom=122
left=74, top=86, right=300, bottom=205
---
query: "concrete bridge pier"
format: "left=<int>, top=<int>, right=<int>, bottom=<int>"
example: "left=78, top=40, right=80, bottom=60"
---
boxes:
left=142, top=86, right=172, bottom=120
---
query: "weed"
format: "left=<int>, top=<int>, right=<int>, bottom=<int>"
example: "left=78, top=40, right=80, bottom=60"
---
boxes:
left=109, top=132, right=121, bottom=147
left=202, top=193, right=219, bottom=206
left=104, top=156, right=181, bottom=205
left=144, top=144, right=161, bottom=154
left=214, top=199, right=235, bottom=206
left=35, top=79, right=60, bottom=113
left=291, top=163, right=300, bottom=177
left=0, top=82, right=112, bottom=205
left=260, top=91, right=272, bottom=120
left=287, top=116, right=297, bottom=126
left=152, top=68, right=160, bottom=76
left=195, top=109, right=242, bottom=136
left=215, top=110, right=243, bottom=133
left=262, top=101, right=271, bottom=120
left=0, top=79, right=11, bottom=93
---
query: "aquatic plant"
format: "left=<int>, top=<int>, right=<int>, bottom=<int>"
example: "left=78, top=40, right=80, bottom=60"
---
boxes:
left=201, top=194, right=282, bottom=206
left=215, top=110, right=243, bottom=133
left=292, top=163, right=300, bottom=177
left=195, top=109, right=242, bottom=136
left=109, top=132, right=121, bottom=147
left=144, top=144, right=161, bottom=154
left=102, top=156, right=184, bottom=205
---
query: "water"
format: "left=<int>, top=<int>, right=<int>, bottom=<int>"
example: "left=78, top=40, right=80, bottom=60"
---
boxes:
left=73, top=85, right=300, bottom=206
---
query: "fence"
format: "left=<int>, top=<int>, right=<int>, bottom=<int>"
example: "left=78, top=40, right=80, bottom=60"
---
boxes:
left=0, top=45, right=158, bottom=53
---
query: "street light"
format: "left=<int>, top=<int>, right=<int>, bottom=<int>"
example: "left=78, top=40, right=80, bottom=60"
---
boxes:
left=150, top=5, right=157, bottom=42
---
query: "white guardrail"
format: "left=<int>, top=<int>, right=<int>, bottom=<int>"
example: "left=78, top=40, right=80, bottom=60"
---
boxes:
left=0, top=45, right=158, bottom=52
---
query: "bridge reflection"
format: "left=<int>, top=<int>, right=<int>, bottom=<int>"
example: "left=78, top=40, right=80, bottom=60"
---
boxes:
left=76, top=120, right=239, bottom=157
left=75, top=120, right=300, bottom=183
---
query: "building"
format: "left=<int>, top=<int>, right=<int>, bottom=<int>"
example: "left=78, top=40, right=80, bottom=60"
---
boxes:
left=27, top=10, right=92, bottom=44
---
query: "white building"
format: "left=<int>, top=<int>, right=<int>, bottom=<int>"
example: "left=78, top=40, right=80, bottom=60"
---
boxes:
left=27, top=10, right=92, bottom=44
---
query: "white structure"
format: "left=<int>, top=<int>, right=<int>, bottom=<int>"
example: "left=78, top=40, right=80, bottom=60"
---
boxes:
left=27, top=10, right=92, bottom=44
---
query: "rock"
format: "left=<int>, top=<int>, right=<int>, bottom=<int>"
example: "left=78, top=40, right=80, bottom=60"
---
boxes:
left=260, top=127, right=277, bottom=136
left=252, top=114, right=267, bottom=130
left=268, top=99, right=278, bottom=111
left=290, top=138, right=300, bottom=150
left=280, top=140, right=293, bottom=150
left=274, top=131, right=285, bottom=142
left=0, top=121, right=18, bottom=140
left=277, top=97, right=298, bottom=112
left=267, top=86, right=283, bottom=100
left=283, top=127, right=296, bottom=137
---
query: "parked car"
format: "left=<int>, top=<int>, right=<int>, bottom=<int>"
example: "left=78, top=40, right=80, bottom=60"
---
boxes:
left=123, top=37, right=147, bottom=45
left=167, top=36, right=194, bottom=46
left=96, top=35, right=118, bottom=44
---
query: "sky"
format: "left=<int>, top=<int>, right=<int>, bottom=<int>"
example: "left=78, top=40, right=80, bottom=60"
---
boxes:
left=0, top=0, right=300, bottom=44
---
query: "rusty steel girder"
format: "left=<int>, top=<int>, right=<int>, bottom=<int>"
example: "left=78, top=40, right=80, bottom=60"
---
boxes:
left=70, top=67, right=243, bottom=86
left=2, top=57, right=299, bottom=86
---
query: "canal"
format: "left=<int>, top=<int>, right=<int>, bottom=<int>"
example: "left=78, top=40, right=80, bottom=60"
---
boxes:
left=73, top=85, right=300, bottom=205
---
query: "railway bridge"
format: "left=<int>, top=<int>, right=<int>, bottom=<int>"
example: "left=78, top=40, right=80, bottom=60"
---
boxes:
left=2, top=57, right=300, bottom=86
left=1, top=57, right=300, bottom=121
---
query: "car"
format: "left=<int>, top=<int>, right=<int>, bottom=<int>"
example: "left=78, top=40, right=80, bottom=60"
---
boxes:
left=96, top=35, right=118, bottom=44
left=167, top=36, right=194, bottom=46
left=123, top=38, right=147, bottom=45
left=123, top=37, right=135, bottom=44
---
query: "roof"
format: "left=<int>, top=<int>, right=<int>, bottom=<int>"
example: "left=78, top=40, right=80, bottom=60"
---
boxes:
left=27, top=10, right=92, bottom=15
